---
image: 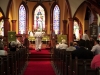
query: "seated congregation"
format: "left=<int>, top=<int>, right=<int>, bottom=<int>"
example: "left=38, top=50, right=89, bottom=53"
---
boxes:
left=1, top=34, right=100, bottom=75
left=53, top=38, right=100, bottom=75
left=0, top=36, right=28, bottom=75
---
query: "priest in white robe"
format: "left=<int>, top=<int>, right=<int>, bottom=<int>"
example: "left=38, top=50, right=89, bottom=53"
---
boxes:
left=34, top=29, right=44, bottom=51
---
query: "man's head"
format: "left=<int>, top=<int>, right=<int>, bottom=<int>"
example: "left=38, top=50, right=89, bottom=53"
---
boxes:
left=94, top=40, right=99, bottom=45
left=85, top=30, right=88, bottom=33
left=70, top=42, right=73, bottom=46
left=79, top=39, right=85, bottom=47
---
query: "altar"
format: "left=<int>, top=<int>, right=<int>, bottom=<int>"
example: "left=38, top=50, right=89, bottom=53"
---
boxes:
left=28, top=35, right=50, bottom=44
left=28, top=31, right=50, bottom=49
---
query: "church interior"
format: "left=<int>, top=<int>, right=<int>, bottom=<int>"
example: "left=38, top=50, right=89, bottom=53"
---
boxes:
left=0, top=0, right=100, bottom=75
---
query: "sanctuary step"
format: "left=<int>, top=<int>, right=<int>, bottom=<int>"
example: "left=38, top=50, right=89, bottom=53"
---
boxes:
left=29, top=44, right=50, bottom=50
left=28, top=49, right=52, bottom=61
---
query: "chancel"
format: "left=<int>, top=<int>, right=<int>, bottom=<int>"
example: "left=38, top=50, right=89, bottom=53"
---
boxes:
left=0, top=0, right=100, bottom=75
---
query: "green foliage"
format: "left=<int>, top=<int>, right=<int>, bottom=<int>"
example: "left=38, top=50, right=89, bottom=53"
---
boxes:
left=57, top=35, right=67, bottom=43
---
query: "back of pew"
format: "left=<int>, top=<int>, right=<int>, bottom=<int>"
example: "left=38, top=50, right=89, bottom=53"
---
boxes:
left=96, top=68, right=100, bottom=75
left=53, top=48, right=99, bottom=75
left=84, top=59, right=97, bottom=75
left=0, top=55, right=10, bottom=75
left=0, top=57, right=3, bottom=75
left=69, top=57, right=97, bottom=75
left=8, top=52, right=15, bottom=75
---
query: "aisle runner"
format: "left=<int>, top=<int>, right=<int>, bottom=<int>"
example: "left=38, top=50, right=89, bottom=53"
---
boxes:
left=29, top=49, right=50, bottom=54
left=23, top=61, right=56, bottom=75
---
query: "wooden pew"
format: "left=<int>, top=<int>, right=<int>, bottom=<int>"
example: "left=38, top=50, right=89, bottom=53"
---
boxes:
left=8, top=53, right=14, bottom=75
left=84, top=59, right=97, bottom=75
left=96, top=68, right=100, bottom=75
left=0, top=55, right=10, bottom=75
left=68, top=57, right=97, bottom=75
left=64, top=51, right=72, bottom=75
left=59, top=49, right=66, bottom=75
left=0, top=57, right=3, bottom=75
left=8, top=48, right=27, bottom=75
left=53, top=48, right=98, bottom=75
left=53, top=48, right=60, bottom=72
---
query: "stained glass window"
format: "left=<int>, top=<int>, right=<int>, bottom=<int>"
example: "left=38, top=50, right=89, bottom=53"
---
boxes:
left=34, top=5, right=45, bottom=31
left=0, top=19, right=4, bottom=36
left=74, top=21, right=80, bottom=40
left=53, top=5, right=60, bottom=34
left=19, top=4, right=26, bottom=34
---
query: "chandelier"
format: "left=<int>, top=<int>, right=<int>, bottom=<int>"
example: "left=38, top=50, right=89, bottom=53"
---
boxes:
left=26, top=0, right=56, bottom=2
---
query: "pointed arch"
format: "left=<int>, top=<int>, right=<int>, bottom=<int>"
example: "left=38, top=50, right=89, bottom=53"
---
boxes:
left=50, top=2, right=60, bottom=34
left=6, top=0, right=12, bottom=18
left=32, top=4, right=47, bottom=32
left=0, top=7, right=5, bottom=18
left=73, top=1, right=97, bottom=20
left=18, top=1, right=29, bottom=34
left=34, top=5, right=45, bottom=31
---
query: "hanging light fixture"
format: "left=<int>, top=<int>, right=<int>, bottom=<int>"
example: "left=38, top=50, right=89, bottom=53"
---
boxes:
left=26, top=0, right=55, bottom=2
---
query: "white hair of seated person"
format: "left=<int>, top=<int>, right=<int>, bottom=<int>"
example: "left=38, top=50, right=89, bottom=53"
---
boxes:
left=62, top=39, right=66, bottom=44
left=10, top=41, right=17, bottom=46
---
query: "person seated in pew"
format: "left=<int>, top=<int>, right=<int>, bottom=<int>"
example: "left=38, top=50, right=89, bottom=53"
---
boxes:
left=23, top=34, right=29, bottom=49
left=4, top=44, right=8, bottom=51
left=73, top=42, right=79, bottom=50
left=66, top=42, right=76, bottom=51
left=16, top=37, right=22, bottom=48
left=91, top=54, right=100, bottom=69
left=0, top=43, right=8, bottom=55
left=55, top=42, right=60, bottom=49
left=56, top=39, right=68, bottom=50
left=91, top=40, right=100, bottom=55
left=10, top=41, right=17, bottom=51
left=72, top=39, right=94, bottom=59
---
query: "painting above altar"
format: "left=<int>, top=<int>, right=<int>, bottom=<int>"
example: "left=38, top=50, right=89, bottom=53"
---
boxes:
left=34, top=5, right=45, bottom=32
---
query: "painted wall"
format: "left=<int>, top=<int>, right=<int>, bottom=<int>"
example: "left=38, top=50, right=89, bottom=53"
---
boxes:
left=0, top=0, right=9, bottom=16
left=68, top=0, right=84, bottom=17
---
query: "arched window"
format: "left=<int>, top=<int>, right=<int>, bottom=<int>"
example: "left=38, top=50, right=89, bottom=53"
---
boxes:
left=53, top=5, right=60, bottom=34
left=19, top=4, right=26, bottom=34
left=74, top=21, right=80, bottom=40
left=34, top=5, right=45, bottom=31
left=0, top=19, right=4, bottom=36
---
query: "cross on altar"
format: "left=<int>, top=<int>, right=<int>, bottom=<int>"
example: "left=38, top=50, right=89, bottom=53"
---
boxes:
left=10, top=34, right=13, bottom=38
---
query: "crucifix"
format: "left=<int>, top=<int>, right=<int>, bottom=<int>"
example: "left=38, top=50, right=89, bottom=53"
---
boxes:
left=10, top=34, right=13, bottom=38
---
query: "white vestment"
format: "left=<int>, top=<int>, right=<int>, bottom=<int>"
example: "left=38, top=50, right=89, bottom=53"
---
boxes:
left=82, top=33, right=90, bottom=41
left=34, top=32, right=43, bottom=51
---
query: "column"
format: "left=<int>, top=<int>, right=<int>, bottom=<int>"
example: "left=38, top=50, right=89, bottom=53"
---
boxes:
left=4, top=18, right=10, bottom=37
left=68, top=18, right=73, bottom=45
left=11, top=20, right=16, bottom=31
left=62, top=20, right=67, bottom=34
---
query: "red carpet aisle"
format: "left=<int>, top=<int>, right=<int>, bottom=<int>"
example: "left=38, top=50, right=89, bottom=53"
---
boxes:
left=23, top=61, right=56, bottom=75
left=30, top=49, right=50, bottom=55
left=23, top=49, right=56, bottom=75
